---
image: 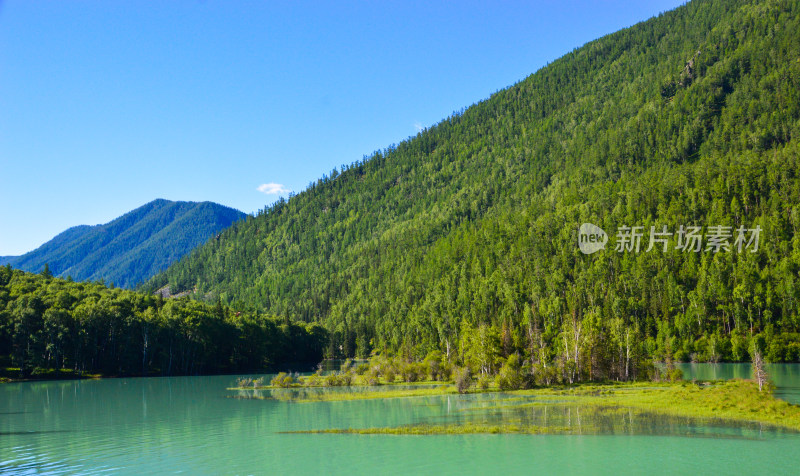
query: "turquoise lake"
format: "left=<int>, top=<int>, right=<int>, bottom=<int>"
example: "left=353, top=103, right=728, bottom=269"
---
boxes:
left=2, top=364, right=799, bottom=475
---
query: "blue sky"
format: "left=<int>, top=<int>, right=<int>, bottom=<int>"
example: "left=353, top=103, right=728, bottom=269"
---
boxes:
left=0, top=0, right=685, bottom=256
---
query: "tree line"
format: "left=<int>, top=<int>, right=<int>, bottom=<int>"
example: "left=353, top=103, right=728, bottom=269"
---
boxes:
left=0, top=266, right=327, bottom=377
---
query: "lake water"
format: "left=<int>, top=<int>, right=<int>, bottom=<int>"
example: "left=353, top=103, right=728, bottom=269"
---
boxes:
left=2, top=364, right=799, bottom=475
left=676, top=362, right=800, bottom=404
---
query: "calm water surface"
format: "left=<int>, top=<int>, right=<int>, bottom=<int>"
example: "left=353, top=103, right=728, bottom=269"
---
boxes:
left=2, top=364, right=799, bottom=475
left=676, top=362, right=800, bottom=404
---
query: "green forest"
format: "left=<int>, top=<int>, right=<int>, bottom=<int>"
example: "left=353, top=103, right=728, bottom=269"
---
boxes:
left=0, top=266, right=327, bottom=377
left=142, top=0, right=800, bottom=378
left=5, top=0, right=799, bottom=384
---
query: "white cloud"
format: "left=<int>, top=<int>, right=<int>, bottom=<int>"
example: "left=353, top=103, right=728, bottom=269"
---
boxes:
left=414, top=122, right=424, bottom=133
left=257, top=182, right=291, bottom=195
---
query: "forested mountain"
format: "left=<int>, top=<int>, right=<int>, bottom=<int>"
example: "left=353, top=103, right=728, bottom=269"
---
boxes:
left=147, top=0, right=800, bottom=371
left=6, top=199, right=245, bottom=289
left=1, top=226, right=95, bottom=267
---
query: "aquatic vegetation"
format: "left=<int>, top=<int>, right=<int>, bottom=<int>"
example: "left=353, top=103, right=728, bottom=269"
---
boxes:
left=227, top=358, right=800, bottom=435
left=234, top=377, right=800, bottom=434
left=266, top=385, right=455, bottom=403
left=270, top=373, right=293, bottom=388
left=486, top=380, right=800, bottom=432
left=286, top=423, right=572, bottom=436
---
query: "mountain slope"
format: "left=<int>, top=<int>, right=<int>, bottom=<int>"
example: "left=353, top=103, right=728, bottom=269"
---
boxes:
left=8, top=199, right=246, bottom=288
left=148, top=0, right=800, bottom=363
left=1, top=226, right=94, bottom=267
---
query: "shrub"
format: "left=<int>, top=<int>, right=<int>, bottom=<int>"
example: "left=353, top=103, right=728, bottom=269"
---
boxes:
left=495, top=354, right=526, bottom=390
left=424, top=351, right=444, bottom=380
left=454, top=367, right=471, bottom=394
left=324, top=373, right=341, bottom=386
left=439, top=362, right=453, bottom=381
left=365, top=368, right=380, bottom=386
left=767, top=339, right=787, bottom=363
left=271, top=372, right=294, bottom=388
left=730, top=332, right=748, bottom=362
left=401, top=362, right=424, bottom=382
left=637, top=360, right=658, bottom=382
left=306, top=367, right=324, bottom=386
left=383, top=366, right=396, bottom=383
left=787, top=342, right=800, bottom=362
left=667, top=367, right=683, bottom=383
left=355, top=363, right=369, bottom=375
left=673, top=348, right=689, bottom=363
left=532, top=363, right=559, bottom=386
left=324, top=370, right=354, bottom=387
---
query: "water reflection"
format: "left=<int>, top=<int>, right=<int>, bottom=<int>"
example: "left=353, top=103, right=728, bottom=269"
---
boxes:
left=454, top=402, right=794, bottom=439
left=1, top=366, right=799, bottom=474
left=229, top=379, right=799, bottom=440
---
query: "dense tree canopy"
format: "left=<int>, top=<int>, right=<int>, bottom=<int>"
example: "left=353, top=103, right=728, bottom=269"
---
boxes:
left=0, top=266, right=327, bottom=377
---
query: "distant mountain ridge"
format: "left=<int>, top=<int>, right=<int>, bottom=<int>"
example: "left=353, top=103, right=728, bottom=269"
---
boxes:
left=4, top=199, right=246, bottom=288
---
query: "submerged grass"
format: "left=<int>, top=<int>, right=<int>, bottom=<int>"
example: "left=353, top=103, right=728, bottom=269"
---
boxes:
left=237, top=379, right=800, bottom=434
left=227, top=379, right=448, bottom=391
left=285, top=423, right=571, bottom=435
left=229, top=385, right=457, bottom=402
left=571, top=380, right=800, bottom=431
left=469, top=380, right=800, bottom=432
left=1, top=367, right=104, bottom=382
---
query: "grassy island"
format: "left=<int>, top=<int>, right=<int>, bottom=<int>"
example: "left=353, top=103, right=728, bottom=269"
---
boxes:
left=229, top=357, right=800, bottom=435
